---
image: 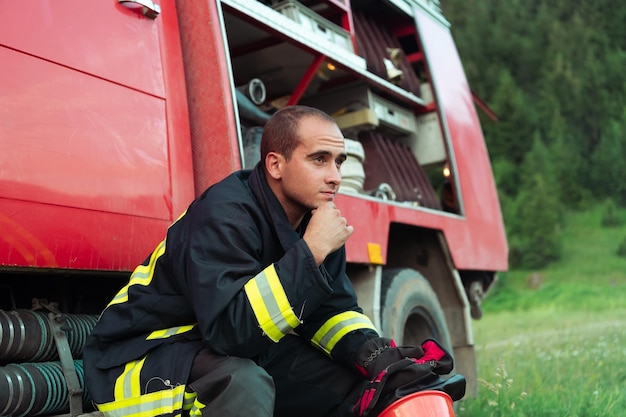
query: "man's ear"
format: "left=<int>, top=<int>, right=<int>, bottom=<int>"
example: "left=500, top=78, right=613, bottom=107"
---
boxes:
left=265, top=152, right=283, bottom=180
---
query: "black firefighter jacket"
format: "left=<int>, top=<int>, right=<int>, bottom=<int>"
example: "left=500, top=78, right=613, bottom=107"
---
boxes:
left=84, top=163, right=379, bottom=381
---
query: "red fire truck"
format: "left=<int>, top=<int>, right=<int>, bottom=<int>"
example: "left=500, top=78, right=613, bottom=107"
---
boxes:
left=0, top=0, right=507, bottom=415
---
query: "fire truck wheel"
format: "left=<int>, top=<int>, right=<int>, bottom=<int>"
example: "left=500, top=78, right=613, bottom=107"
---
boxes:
left=381, top=268, right=453, bottom=351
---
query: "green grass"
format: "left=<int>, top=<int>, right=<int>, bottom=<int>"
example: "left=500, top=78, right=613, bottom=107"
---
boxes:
left=483, top=205, right=626, bottom=313
left=457, top=205, right=626, bottom=417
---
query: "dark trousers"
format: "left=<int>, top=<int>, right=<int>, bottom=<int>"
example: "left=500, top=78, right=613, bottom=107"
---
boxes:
left=187, top=351, right=275, bottom=417
left=189, top=335, right=364, bottom=417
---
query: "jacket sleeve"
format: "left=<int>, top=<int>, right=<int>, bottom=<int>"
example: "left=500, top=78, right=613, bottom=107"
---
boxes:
left=291, top=247, right=380, bottom=366
left=175, top=201, right=338, bottom=358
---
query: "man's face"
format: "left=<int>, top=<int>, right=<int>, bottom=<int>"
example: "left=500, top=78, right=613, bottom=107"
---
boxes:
left=273, top=116, right=347, bottom=223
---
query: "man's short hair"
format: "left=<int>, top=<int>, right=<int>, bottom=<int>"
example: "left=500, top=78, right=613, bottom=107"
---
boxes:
left=260, top=105, right=336, bottom=164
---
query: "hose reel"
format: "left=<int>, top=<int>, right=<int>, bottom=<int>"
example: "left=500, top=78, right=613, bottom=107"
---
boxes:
left=0, top=300, right=98, bottom=416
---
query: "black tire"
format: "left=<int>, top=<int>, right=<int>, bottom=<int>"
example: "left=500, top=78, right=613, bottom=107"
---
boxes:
left=381, top=268, right=452, bottom=351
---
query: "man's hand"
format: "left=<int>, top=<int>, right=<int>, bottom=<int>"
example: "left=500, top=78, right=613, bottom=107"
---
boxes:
left=303, top=202, right=354, bottom=265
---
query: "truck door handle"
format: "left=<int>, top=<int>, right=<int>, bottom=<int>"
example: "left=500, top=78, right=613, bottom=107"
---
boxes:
left=118, top=0, right=161, bottom=19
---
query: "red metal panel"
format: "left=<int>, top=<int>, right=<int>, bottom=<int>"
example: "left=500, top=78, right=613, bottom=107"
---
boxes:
left=0, top=0, right=164, bottom=97
left=0, top=198, right=168, bottom=270
left=0, top=47, right=170, bottom=219
left=158, top=0, right=195, bottom=217
left=338, top=194, right=391, bottom=265
left=338, top=193, right=459, bottom=265
left=413, top=9, right=508, bottom=270
left=0, top=0, right=194, bottom=271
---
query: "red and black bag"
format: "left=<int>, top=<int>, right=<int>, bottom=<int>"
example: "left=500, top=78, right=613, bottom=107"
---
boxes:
left=352, top=339, right=465, bottom=416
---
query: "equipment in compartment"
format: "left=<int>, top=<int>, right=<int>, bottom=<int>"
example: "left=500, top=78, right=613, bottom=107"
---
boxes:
left=358, top=130, right=440, bottom=209
left=353, top=10, right=422, bottom=96
left=237, top=78, right=267, bottom=105
left=235, top=90, right=271, bottom=126
left=271, top=0, right=354, bottom=53
left=302, top=83, right=417, bottom=137
left=411, top=112, right=447, bottom=166
left=340, top=138, right=366, bottom=194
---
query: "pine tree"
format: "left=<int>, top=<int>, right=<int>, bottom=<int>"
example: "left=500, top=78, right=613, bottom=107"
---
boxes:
left=590, top=118, right=626, bottom=205
left=485, top=69, right=536, bottom=165
left=508, top=134, right=562, bottom=268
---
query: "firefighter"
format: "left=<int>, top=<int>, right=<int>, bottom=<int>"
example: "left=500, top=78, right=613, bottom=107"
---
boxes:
left=83, top=105, right=449, bottom=417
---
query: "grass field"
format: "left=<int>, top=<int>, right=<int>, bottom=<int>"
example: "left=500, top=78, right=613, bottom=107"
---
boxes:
left=456, top=206, right=626, bottom=417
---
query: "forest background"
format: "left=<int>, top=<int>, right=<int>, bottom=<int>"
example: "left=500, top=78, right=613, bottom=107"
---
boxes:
left=442, top=0, right=626, bottom=269
left=437, top=2, right=626, bottom=415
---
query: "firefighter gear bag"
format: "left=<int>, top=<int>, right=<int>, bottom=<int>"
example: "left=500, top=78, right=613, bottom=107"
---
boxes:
left=352, top=339, right=465, bottom=416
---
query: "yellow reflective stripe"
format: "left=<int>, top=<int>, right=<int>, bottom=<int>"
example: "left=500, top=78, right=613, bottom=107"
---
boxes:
left=108, top=239, right=166, bottom=307
left=312, top=311, right=377, bottom=355
left=146, top=324, right=197, bottom=340
left=244, top=264, right=300, bottom=342
left=114, top=356, right=146, bottom=401
left=245, top=279, right=282, bottom=341
left=182, top=391, right=197, bottom=411
left=189, top=397, right=207, bottom=416
left=98, top=384, right=187, bottom=417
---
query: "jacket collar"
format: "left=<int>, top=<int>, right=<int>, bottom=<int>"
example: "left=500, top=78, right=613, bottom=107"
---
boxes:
left=248, top=164, right=311, bottom=251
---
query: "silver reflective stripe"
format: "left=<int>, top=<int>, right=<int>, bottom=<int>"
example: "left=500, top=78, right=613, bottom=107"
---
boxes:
left=312, top=311, right=377, bottom=355
left=146, top=324, right=196, bottom=340
left=99, top=385, right=187, bottom=417
left=244, top=264, right=300, bottom=342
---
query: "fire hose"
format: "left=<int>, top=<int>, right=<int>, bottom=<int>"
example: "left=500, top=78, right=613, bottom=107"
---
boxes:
left=0, top=304, right=98, bottom=416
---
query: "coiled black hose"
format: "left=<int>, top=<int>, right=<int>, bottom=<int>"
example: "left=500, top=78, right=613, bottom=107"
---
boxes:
left=0, top=360, right=92, bottom=417
left=0, top=310, right=97, bottom=363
